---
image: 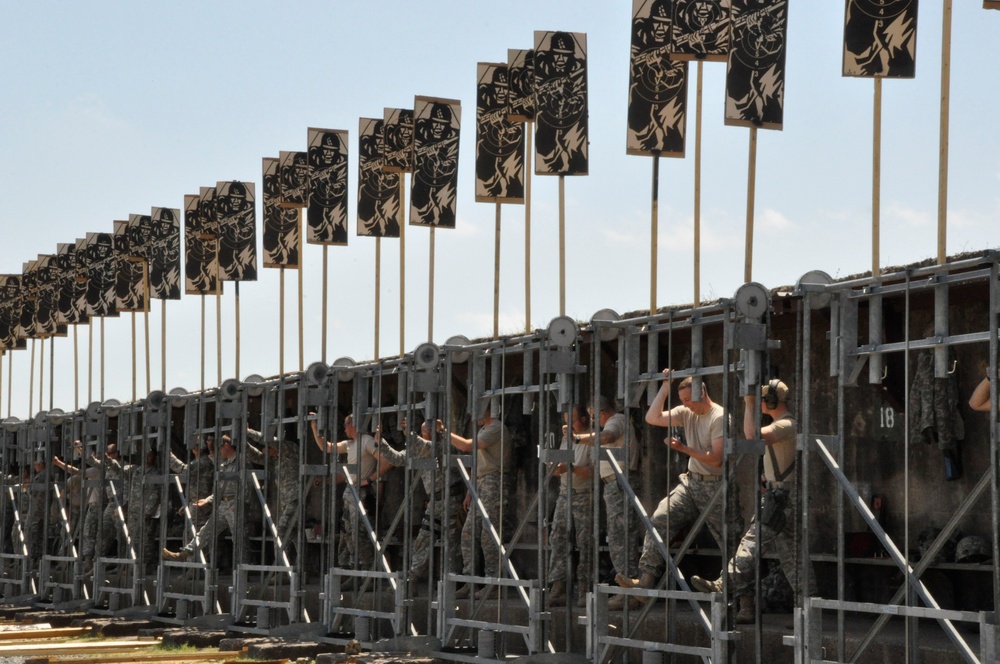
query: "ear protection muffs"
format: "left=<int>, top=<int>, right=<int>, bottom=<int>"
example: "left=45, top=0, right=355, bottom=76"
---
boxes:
left=763, top=379, right=781, bottom=410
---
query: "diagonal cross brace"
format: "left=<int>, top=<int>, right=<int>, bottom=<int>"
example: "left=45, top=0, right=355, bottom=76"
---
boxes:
left=813, top=437, right=980, bottom=664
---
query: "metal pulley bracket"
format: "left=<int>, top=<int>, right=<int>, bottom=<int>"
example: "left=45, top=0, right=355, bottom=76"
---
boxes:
left=547, top=316, right=578, bottom=348
left=734, top=282, right=770, bottom=319
left=796, top=269, right=833, bottom=310
left=732, top=322, right=768, bottom=351
left=540, top=348, right=576, bottom=375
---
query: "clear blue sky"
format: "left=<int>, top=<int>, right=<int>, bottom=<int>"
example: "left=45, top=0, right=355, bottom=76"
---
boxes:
left=1, top=2, right=997, bottom=417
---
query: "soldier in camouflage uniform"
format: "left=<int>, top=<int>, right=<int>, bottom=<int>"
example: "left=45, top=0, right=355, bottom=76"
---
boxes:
left=547, top=404, right=594, bottom=608
left=26, top=457, right=51, bottom=572
left=52, top=443, right=98, bottom=569
left=119, top=449, right=161, bottom=569
left=408, top=420, right=463, bottom=584
left=246, top=424, right=300, bottom=555
left=618, top=370, right=743, bottom=611
left=691, top=380, right=817, bottom=623
left=311, top=415, right=407, bottom=570
left=86, top=444, right=127, bottom=561
left=573, top=396, right=642, bottom=604
left=443, top=406, right=512, bottom=601
left=162, top=435, right=246, bottom=564
left=167, top=436, right=215, bottom=546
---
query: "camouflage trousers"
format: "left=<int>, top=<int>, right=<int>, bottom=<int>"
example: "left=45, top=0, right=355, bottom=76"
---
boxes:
left=81, top=504, right=99, bottom=560
left=182, top=504, right=212, bottom=548
left=603, top=479, right=639, bottom=578
left=410, top=489, right=464, bottom=577
left=639, top=473, right=743, bottom=577
left=122, top=510, right=156, bottom=566
left=339, top=486, right=374, bottom=569
left=274, top=491, right=299, bottom=551
left=99, top=503, right=125, bottom=559
left=183, top=497, right=240, bottom=563
left=728, top=484, right=816, bottom=597
left=461, top=471, right=507, bottom=578
left=26, top=511, right=46, bottom=569
left=548, top=487, right=593, bottom=590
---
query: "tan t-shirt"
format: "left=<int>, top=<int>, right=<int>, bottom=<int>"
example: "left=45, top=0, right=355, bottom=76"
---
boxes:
left=668, top=402, right=725, bottom=477
left=598, top=412, right=637, bottom=479
left=476, top=419, right=513, bottom=478
left=561, top=432, right=593, bottom=492
left=764, top=414, right=796, bottom=482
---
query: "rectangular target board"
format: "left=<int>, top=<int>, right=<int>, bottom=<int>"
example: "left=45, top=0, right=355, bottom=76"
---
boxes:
left=307, top=128, right=349, bottom=245
left=215, top=181, right=258, bottom=282
left=84, top=232, right=117, bottom=318
left=506, top=49, right=536, bottom=123
left=988, top=1, right=1000, bottom=9
left=20, top=262, right=38, bottom=340
left=149, top=207, right=182, bottom=300
left=670, top=0, right=731, bottom=60
left=73, top=237, right=90, bottom=320
left=382, top=108, right=413, bottom=174
left=358, top=117, right=401, bottom=237
left=410, top=96, right=461, bottom=228
left=0, top=275, right=24, bottom=351
left=533, top=31, right=589, bottom=175
left=724, top=0, right=788, bottom=130
left=476, top=63, right=525, bottom=203
left=628, top=0, right=689, bottom=157
left=184, top=194, right=222, bottom=295
left=262, top=158, right=300, bottom=268
left=116, top=218, right=148, bottom=313
left=843, top=0, right=918, bottom=78
left=56, top=243, right=85, bottom=325
left=32, top=255, right=60, bottom=337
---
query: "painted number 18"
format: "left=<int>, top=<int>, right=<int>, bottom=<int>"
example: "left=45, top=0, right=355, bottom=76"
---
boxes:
left=879, top=407, right=896, bottom=429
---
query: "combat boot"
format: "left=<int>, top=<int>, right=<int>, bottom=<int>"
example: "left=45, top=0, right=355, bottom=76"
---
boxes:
left=454, top=583, right=472, bottom=599
left=615, top=571, right=658, bottom=589
left=548, top=579, right=567, bottom=607
left=690, top=575, right=723, bottom=593
left=607, top=592, right=641, bottom=611
left=735, top=594, right=756, bottom=624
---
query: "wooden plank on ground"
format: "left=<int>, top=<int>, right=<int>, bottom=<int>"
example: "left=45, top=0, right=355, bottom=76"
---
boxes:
left=0, top=639, right=159, bottom=656
left=32, top=649, right=244, bottom=664
left=0, top=626, right=92, bottom=640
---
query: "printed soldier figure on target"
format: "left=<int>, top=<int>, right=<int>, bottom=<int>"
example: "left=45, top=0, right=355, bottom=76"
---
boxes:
left=358, top=117, right=400, bottom=237
left=262, top=158, right=300, bottom=268
left=184, top=194, right=220, bottom=295
left=0, top=275, right=22, bottom=350
left=149, top=207, right=181, bottom=300
left=216, top=180, right=258, bottom=282
left=56, top=245, right=76, bottom=326
left=382, top=108, right=414, bottom=174
left=628, top=0, right=688, bottom=156
left=279, top=151, right=309, bottom=208
left=533, top=30, right=588, bottom=175
left=32, top=257, right=59, bottom=338
left=410, top=97, right=461, bottom=228
left=843, top=0, right=917, bottom=78
left=74, top=237, right=89, bottom=318
left=671, top=0, right=731, bottom=60
left=116, top=218, right=146, bottom=313
left=725, top=0, right=788, bottom=129
left=506, top=49, right=535, bottom=123
left=85, top=232, right=116, bottom=317
left=476, top=63, right=524, bottom=202
left=307, top=129, right=349, bottom=245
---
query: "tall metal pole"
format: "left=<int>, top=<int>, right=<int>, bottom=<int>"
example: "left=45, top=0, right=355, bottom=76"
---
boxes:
left=873, top=78, right=882, bottom=277
left=524, top=127, right=533, bottom=333
left=493, top=203, right=501, bottom=339
left=694, top=61, right=704, bottom=307
left=937, top=0, right=953, bottom=265
left=744, top=127, right=758, bottom=283
left=650, top=154, right=660, bottom=316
